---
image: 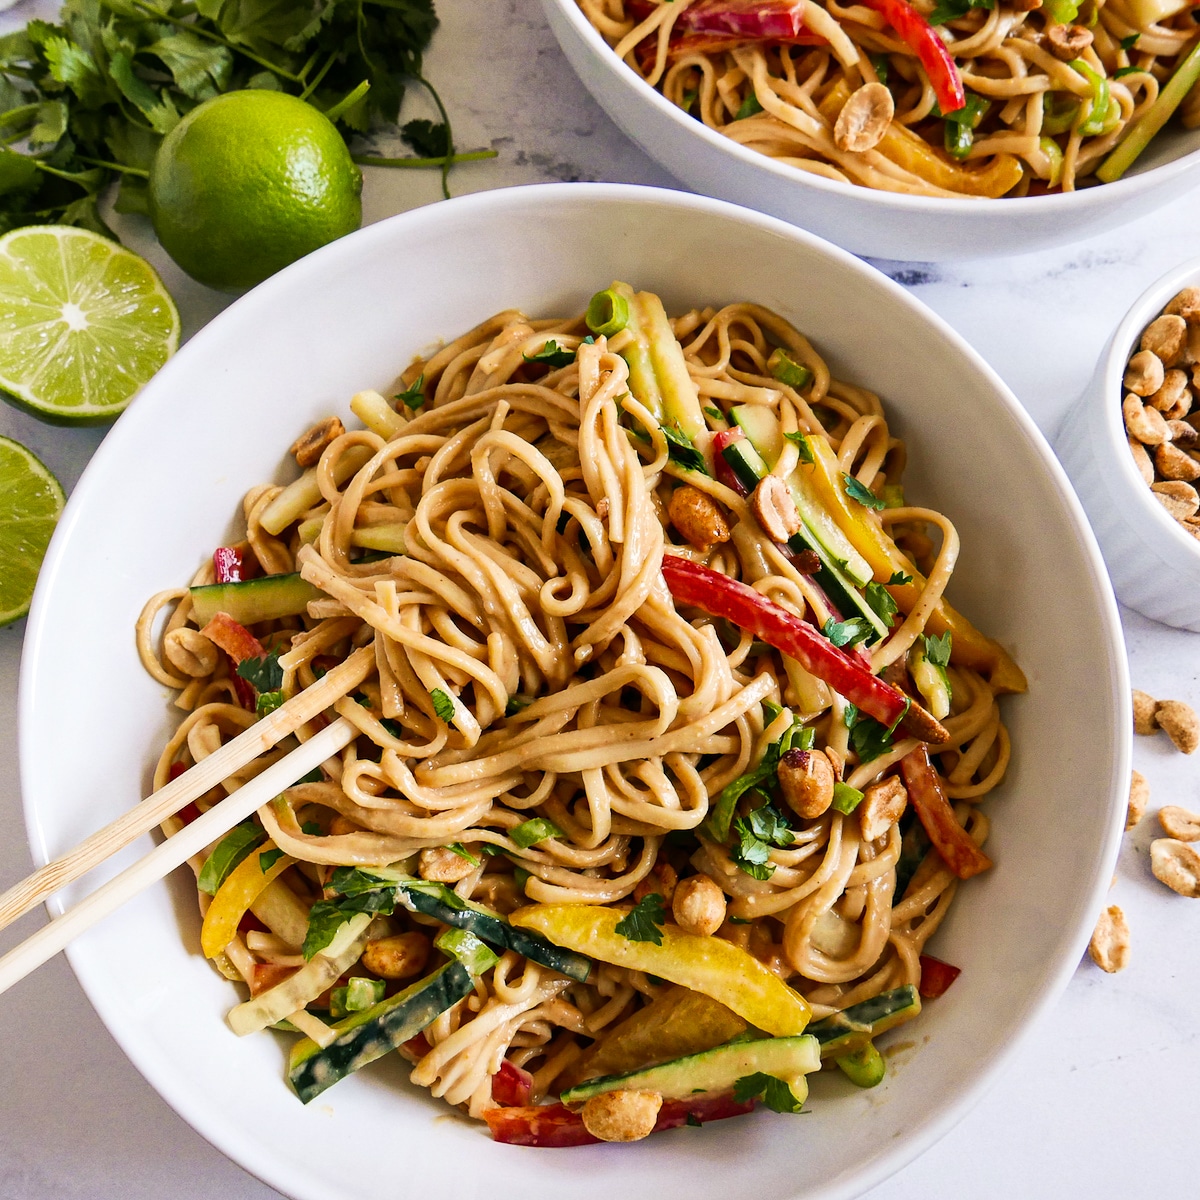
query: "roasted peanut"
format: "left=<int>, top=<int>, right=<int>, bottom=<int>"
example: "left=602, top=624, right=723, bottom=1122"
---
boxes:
left=1155, top=699, right=1199, bottom=753
left=1158, top=805, right=1200, bottom=841
left=1123, top=393, right=1168, bottom=444
left=1168, top=419, right=1200, bottom=449
left=361, top=931, right=431, bottom=980
left=1046, top=22, right=1093, bottom=59
left=668, top=485, right=731, bottom=551
left=1128, top=438, right=1155, bottom=484
left=1150, top=838, right=1200, bottom=896
left=163, top=628, right=219, bottom=677
left=1148, top=368, right=1191, bottom=417
left=833, top=82, right=894, bottom=152
left=633, top=861, right=678, bottom=905
left=751, top=475, right=802, bottom=542
left=1165, top=287, right=1200, bottom=325
left=1151, top=480, right=1200, bottom=520
left=1141, top=314, right=1188, bottom=366
left=290, top=416, right=345, bottom=468
left=1133, top=689, right=1159, bottom=736
left=1127, top=770, right=1149, bottom=830
left=1087, top=905, right=1130, bottom=972
left=858, top=775, right=908, bottom=841
left=671, top=873, right=727, bottom=936
left=581, top=1089, right=663, bottom=1142
left=418, top=845, right=477, bottom=883
left=778, top=748, right=835, bottom=819
left=1125, top=350, right=1165, bottom=398
left=1154, top=441, right=1200, bottom=482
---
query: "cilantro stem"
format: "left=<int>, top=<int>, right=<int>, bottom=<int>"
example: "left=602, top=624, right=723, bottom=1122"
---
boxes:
left=76, top=156, right=150, bottom=177
left=353, top=148, right=497, bottom=168
left=414, top=72, right=455, bottom=199
left=298, top=50, right=339, bottom=103
left=323, top=78, right=371, bottom=124
left=31, top=160, right=90, bottom=183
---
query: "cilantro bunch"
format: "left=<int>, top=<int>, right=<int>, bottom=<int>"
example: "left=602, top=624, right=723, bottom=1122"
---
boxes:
left=0, top=0, right=480, bottom=237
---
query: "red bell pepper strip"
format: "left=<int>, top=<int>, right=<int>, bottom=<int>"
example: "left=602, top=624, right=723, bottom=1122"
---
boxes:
left=687, top=0, right=811, bottom=38
left=485, top=1091, right=757, bottom=1147
left=200, top=612, right=265, bottom=710
left=711, top=428, right=750, bottom=497
left=662, top=555, right=948, bottom=744
left=918, top=954, right=961, bottom=998
left=213, top=546, right=246, bottom=584
left=899, top=745, right=992, bottom=879
left=855, top=0, right=964, bottom=115
left=492, top=1059, right=535, bottom=1107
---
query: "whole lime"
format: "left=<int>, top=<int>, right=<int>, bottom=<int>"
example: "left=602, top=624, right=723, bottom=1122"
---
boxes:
left=149, top=91, right=363, bottom=292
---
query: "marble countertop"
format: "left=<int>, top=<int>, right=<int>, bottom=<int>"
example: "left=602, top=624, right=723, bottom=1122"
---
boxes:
left=2, top=1, right=1199, bottom=1196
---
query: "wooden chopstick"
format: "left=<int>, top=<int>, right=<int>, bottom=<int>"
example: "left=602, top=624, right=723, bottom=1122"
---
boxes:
left=0, top=642, right=374, bottom=936
left=0, top=715, right=358, bottom=997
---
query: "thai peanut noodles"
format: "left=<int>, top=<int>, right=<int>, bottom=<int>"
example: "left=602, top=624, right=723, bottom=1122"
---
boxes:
left=136, top=286, right=1025, bottom=1145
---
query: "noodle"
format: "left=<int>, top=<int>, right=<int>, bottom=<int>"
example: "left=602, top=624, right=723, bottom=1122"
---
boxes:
left=579, top=0, right=1200, bottom=195
left=138, top=289, right=1024, bottom=1142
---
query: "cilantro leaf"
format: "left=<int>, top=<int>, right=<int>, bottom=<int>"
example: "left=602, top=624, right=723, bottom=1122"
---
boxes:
left=844, top=704, right=895, bottom=763
left=197, top=820, right=264, bottom=894
left=510, top=817, right=563, bottom=848
left=822, top=616, right=875, bottom=650
left=660, top=422, right=709, bottom=475
left=735, top=92, right=763, bottom=119
left=733, top=1072, right=804, bottom=1114
left=929, top=0, right=994, bottom=24
left=430, top=687, right=456, bottom=722
left=615, top=892, right=667, bottom=945
left=505, top=695, right=531, bottom=717
left=523, top=339, right=577, bottom=369
left=1120, top=33, right=1140, bottom=50
left=401, top=117, right=449, bottom=158
left=922, top=631, right=952, bottom=669
left=300, top=820, right=323, bottom=835
left=256, top=689, right=283, bottom=717
left=237, top=648, right=284, bottom=694
left=259, top=847, right=285, bottom=871
left=446, top=842, right=480, bottom=866
left=732, top=802, right=795, bottom=880
left=783, top=430, right=815, bottom=463
left=843, top=474, right=885, bottom=510
left=302, top=887, right=397, bottom=960
left=703, top=405, right=723, bottom=420
left=864, top=582, right=899, bottom=626
left=395, top=374, right=426, bottom=410
left=887, top=570, right=913, bottom=586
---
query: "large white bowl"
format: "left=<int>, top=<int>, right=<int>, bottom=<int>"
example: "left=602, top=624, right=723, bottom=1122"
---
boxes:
left=540, top=0, right=1200, bottom=262
left=1056, top=258, right=1200, bottom=630
left=21, top=183, right=1128, bottom=1200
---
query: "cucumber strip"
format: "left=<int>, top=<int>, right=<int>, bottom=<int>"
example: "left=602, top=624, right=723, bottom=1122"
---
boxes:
left=249, top=878, right=311, bottom=952
left=807, top=985, right=921, bottom=1058
left=228, top=913, right=374, bottom=1036
left=836, top=1040, right=886, bottom=1088
left=397, top=878, right=592, bottom=982
left=350, top=388, right=406, bottom=439
left=635, top=290, right=708, bottom=446
left=260, top=444, right=374, bottom=536
left=612, top=281, right=664, bottom=419
left=190, top=573, right=324, bottom=626
left=560, top=1034, right=820, bottom=1105
left=288, top=960, right=475, bottom=1103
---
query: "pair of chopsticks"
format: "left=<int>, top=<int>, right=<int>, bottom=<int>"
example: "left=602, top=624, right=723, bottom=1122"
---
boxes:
left=0, top=644, right=376, bottom=997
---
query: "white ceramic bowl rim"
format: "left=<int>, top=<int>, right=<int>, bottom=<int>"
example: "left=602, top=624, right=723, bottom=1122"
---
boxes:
left=550, top=0, right=1200, bottom=217
left=19, top=182, right=1129, bottom=1200
left=1099, top=257, right=1200, bottom=561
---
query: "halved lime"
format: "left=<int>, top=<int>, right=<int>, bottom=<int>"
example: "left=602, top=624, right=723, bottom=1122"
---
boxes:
left=0, top=226, right=180, bottom=425
left=0, top=436, right=65, bottom=625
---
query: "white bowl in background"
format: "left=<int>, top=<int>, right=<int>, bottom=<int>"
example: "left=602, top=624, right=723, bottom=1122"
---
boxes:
left=20, top=183, right=1128, bottom=1200
left=540, top=0, right=1200, bottom=262
left=1057, top=259, right=1200, bottom=630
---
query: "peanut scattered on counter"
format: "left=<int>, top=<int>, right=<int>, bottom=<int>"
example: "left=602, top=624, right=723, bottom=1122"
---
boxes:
left=1088, top=904, right=1130, bottom=972
left=1130, top=689, right=1198, bottom=753
left=1126, top=769, right=1149, bottom=830
left=1122, top=288, right=1200, bottom=543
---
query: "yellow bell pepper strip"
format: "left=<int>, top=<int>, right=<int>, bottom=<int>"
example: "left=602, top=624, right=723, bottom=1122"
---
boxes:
left=200, top=843, right=295, bottom=959
left=508, top=903, right=811, bottom=1036
left=800, top=435, right=1027, bottom=694
left=819, top=83, right=1024, bottom=198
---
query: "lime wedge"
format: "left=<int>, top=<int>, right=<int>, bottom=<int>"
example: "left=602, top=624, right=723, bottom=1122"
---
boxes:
left=0, top=436, right=65, bottom=625
left=0, top=226, right=180, bottom=425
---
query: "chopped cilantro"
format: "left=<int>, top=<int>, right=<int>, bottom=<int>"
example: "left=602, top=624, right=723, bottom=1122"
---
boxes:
left=301, top=884, right=397, bottom=960
left=256, top=690, right=283, bottom=717
left=731, top=802, right=795, bottom=881
left=236, top=649, right=284, bottom=694
left=887, top=570, right=913, bottom=586
left=259, top=847, right=285, bottom=872
left=735, top=93, right=763, bottom=119
left=510, top=817, right=563, bottom=848
left=703, top=405, right=723, bottom=420
left=864, top=582, right=899, bottom=626
left=843, top=475, right=885, bottom=510
left=395, top=374, right=426, bottom=411
left=783, top=431, right=815, bottom=463
left=871, top=53, right=889, bottom=85
left=524, top=340, right=577, bottom=369
left=196, top=821, right=264, bottom=895
left=1120, top=33, right=1140, bottom=50
left=513, top=866, right=532, bottom=889
left=380, top=717, right=404, bottom=738
left=401, top=117, right=449, bottom=159
left=831, top=782, right=864, bottom=814
left=733, top=1072, right=804, bottom=1114
left=300, top=821, right=323, bottom=835
left=928, top=0, right=994, bottom=25
left=844, top=704, right=895, bottom=764
left=615, top=892, right=667, bottom=945
left=661, top=423, right=710, bottom=475
left=505, top=695, right=532, bottom=717
left=922, top=631, right=952, bottom=669
left=822, top=616, right=876, bottom=650
left=430, top=688, right=456, bottom=723
left=446, top=842, right=480, bottom=867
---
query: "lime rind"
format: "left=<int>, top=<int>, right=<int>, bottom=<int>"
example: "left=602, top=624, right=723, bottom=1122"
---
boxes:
left=0, top=225, right=180, bottom=425
left=0, top=436, right=66, bottom=626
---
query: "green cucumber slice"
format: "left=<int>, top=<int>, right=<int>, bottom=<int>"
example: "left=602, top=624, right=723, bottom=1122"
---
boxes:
left=190, top=573, right=323, bottom=626
left=288, top=960, right=475, bottom=1103
left=560, top=1034, right=820, bottom=1105
left=807, top=985, right=921, bottom=1058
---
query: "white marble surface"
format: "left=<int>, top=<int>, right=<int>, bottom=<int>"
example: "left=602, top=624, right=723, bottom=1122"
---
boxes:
left=2, top=1, right=1199, bottom=1196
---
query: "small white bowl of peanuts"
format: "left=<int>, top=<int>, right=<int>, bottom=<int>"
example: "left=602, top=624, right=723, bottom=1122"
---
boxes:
left=1057, top=260, right=1200, bottom=631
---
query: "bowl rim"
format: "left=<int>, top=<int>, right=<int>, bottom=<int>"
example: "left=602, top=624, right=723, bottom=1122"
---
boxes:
left=543, top=0, right=1200, bottom=216
left=18, top=181, right=1131, bottom=1200
left=1099, top=256, right=1200, bottom=563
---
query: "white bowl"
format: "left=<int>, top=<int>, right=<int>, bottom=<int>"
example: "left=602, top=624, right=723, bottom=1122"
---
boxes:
left=21, top=183, right=1128, bottom=1200
left=1056, top=259, right=1200, bottom=630
left=540, top=0, right=1200, bottom=262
